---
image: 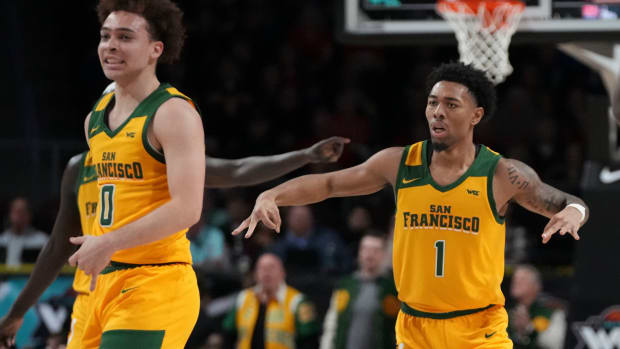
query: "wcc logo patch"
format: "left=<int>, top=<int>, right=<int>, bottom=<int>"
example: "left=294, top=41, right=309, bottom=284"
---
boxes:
left=466, top=189, right=479, bottom=196
left=572, top=305, right=620, bottom=348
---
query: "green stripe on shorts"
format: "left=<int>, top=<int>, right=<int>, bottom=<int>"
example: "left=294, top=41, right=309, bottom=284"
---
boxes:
left=400, top=302, right=494, bottom=319
left=100, top=329, right=165, bottom=349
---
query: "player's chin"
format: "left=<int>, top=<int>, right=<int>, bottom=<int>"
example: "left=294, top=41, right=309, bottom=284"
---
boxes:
left=101, top=66, right=129, bottom=81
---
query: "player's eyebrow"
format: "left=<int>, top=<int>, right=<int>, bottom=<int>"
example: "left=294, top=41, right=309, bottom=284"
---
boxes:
left=100, top=26, right=136, bottom=33
left=428, top=94, right=461, bottom=102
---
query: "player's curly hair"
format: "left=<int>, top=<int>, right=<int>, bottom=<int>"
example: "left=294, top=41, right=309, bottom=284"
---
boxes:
left=97, top=0, right=186, bottom=64
left=425, top=62, right=497, bottom=121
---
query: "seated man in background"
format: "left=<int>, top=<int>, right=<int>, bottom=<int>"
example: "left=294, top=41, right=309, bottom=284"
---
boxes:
left=320, top=233, right=399, bottom=349
left=223, top=253, right=320, bottom=349
left=508, top=265, right=565, bottom=349
left=0, top=197, right=48, bottom=266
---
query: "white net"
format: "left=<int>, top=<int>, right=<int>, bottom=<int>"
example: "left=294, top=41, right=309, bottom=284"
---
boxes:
left=438, top=1, right=525, bottom=85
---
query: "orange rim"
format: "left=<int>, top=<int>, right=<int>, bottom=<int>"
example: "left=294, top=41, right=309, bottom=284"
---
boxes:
left=437, top=0, right=525, bottom=28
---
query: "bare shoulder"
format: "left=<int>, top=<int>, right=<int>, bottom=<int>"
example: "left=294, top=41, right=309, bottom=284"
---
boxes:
left=364, top=146, right=406, bottom=186
left=60, top=153, right=86, bottom=198
left=151, top=98, right=203, bottom=142
left=147, top=98, right=205, bottom=157
left=365, top=147, right=405, bottom=170
left=84, top=112, right=92, bottom=142
left=369, top=147, right=405, bottom=162
left=156, top=97, right=201, bottom=122
left=67, top=153, right=85, bottom=171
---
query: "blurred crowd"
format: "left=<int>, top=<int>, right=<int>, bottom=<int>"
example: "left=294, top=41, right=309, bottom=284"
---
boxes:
left=1, top=0, right=608, bottom=348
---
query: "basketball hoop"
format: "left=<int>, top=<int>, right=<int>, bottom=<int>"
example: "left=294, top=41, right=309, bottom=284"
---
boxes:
left=437, top=0, right=525, bottom=84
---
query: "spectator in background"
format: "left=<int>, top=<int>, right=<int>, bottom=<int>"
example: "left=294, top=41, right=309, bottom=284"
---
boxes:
left=188, top=213, right=231, bottom=270
left=270, top=205, right=353, bottom=317
left=0, top=197, right=48, bottom=266
left=222, top=253, right=319, bottom=349
left=320, top=233, right=399, bottom=349
left=508, top=265, right=565, bottom=349
left=271, top=205, right=353, bottom=276
left=341, top=205, right=373, bottom=253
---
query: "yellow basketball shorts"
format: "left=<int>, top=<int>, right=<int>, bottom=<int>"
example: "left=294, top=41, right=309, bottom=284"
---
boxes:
left=66, top=293, right=91, bottom=349
left=80, top=262, right=200, bottom=349
left=395, top=304, right=512, bottom=349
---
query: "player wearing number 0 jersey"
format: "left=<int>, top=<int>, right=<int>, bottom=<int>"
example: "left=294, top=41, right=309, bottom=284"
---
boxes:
left=0, top=79, right=349, bottom=348
left=234, top=62, right=590, bottom=349
left=77, top=83, right=203, bottom=349
left=87, top=84, right=196, bottom=264
left=68, top=1, right=207, bottom=347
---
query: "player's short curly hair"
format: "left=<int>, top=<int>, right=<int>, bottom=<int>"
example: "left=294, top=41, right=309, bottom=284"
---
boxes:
left=425, top=62, right=497, bottom=121
left=97, top=0, right=186, bottom=64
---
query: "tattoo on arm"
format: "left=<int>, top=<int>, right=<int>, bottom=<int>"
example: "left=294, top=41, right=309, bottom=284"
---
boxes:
left=506, top=159, right=572, bottom=218
left=525, top=189, right=566, bottom=215
left=507, top=166, right=529, bottom=190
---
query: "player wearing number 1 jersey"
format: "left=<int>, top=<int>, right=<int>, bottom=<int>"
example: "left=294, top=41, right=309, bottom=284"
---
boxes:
left=234, top=62, right=590, bottom=348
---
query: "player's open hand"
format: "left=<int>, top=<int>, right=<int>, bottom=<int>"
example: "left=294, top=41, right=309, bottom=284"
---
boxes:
left=0, top=315, right=22, bottom=349
left=232, top=193, right=282, bottom=238
left=541, top=205, right=582, bottom=244
left=68, top=235, right=116, bottom=291
left=307, top=137, right=350, bottom=163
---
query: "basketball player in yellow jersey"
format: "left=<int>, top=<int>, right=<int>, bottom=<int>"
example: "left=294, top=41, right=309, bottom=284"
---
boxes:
left=68, top=0, right=205, bottom=347
left=234, top=62, right=590, bottom=349
left=0, top=140, right=348, bottom=349
left=0, top=89, right=347, bottom=349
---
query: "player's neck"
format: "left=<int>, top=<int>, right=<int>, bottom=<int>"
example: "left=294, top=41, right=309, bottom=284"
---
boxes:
left=431, top=139, right=476, bottom=170
left=113, top=69, right=160, bottom=106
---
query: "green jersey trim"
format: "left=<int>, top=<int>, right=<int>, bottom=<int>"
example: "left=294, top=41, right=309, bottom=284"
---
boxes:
left=74, top=152, right=98, bottom=195
left=139, top=86, right=198, bottom=164
left=74, top=152, right=88, bottom=196
left=100, top=261, right=185, bottom=275
left=400, top=302, right=494, bottom=319
left=423, top=140, right=484, bottom=192
left=486, top=154, right=505, bottom=224
left=100, top=329, right=164, bottom=349
left=98, top=83, right=170, bottom=139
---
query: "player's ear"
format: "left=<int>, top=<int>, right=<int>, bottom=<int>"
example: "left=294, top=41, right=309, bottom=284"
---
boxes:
left=151, top=41, right=164, bottom=61
left=472, top=107, right=484, bottom=125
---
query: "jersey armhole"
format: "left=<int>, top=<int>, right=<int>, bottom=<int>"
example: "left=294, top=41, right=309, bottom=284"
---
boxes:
left=486, top=155, right=505, bottom=225
left=394, top=146, right=411, bottom=195
left=141, top=95, right=199, bottom=164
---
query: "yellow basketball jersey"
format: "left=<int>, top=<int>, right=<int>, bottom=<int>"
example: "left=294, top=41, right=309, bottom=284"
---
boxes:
left=74, top=151, right=98, bottom=294
left=393, top=140, right=505, bottom=313
left=87, top=83, right=199, bottom=264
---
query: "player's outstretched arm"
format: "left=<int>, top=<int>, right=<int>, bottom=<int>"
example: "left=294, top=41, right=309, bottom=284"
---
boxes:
left=0, top=154, right=82, bottom=349
left=232, top=147, right=402, bottom=238
left=495, top=158, right=589, bottom=244
left=612, top=72, right=620, bottom=125
left=69, top=98, right=205, bottom=290
left=204, top=137, right=350, bottom=188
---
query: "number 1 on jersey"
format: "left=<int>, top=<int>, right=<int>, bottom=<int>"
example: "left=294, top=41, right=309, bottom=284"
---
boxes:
left=100, top=184, right=115, bottom=226
left=434, top=240, right=445, bottom=277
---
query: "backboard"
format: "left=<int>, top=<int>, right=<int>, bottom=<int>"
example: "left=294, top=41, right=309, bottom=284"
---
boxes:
left=341, top=0, right=620, bottom=44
